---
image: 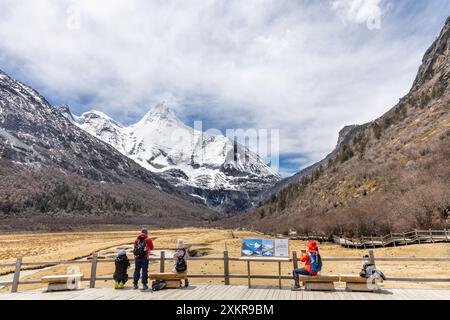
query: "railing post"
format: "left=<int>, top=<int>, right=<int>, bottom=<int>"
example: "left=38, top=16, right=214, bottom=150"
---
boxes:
left=429, top=229, right=434, bottom=243
left=291, top=251, right=299, bottom=287
left=368, top=250, right=376, bottom=266
left=278, top=261, right=282, bottom=289
left=247, top=260, right=251, bottom=288
left=445, top=229, right=449, bottom=241
left=292, top=251, right=298, bottom=270
left=89, top=252, right=98, bottom=289
left=160, top=251, right=165, bottom=273
left=391, top=232, right=396, bottom=247
left=415, top=230, right=420, bottom=244
left=11, top=255, right=22, bottom=293
left=223, top=251, right=230, bottom=285
left=403, top=232, right=406, bottom=244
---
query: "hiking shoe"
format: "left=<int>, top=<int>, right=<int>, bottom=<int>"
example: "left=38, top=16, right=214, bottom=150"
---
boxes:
left=133, top=284, right=139, bottom=290
left=118, top=282, right=124, bottom=289
left=142, top=284, right=149, bottom=290
left=114, top=282, right=119, bottom=289
left=291, top=285, right=301, bottom=291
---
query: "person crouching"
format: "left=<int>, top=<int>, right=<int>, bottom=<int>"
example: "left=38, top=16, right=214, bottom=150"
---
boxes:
left=113, top=249, right=130, bottom=289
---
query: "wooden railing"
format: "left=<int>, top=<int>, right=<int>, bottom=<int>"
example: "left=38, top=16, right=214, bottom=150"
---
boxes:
left=1, top=249, right=450, bottom=293
left=332, top=229, right=450, bottom=248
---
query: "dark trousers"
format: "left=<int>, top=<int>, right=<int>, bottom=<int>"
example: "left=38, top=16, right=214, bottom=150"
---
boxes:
left=113, top=273, right=128, bottom=284
left=133, top=258, right=149, bottom=285
left=293, top=268, right=311, bottom=285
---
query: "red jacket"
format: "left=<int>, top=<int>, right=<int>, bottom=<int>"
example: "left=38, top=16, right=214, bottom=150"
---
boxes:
left=134, top=233, right=154, bottom=258
left=300, top=249, right=318, bottom=275
left=300, top=240, right=319, bottom=275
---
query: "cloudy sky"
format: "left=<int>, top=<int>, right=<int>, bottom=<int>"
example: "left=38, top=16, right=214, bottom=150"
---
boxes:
left=0, top=0, right=449, bottom=176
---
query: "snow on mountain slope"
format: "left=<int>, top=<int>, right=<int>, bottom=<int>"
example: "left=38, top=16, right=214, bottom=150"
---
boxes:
left=0, top=68, right=217, bottom=225
left=61, top=103, right=281, bottom=212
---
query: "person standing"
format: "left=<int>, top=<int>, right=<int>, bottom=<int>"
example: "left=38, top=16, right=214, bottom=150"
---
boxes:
left=172, top=239, right=189, bottom=287
left=133, top=228, right=154, bottom=290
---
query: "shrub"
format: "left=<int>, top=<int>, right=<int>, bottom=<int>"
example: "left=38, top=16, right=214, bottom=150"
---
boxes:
left=338, top=144, right=354, bottom=163
left=431, top=83, right=446, bottom=99
left=382, top=116, right=393, bottom=129
left=372, top=122, right=382, bottom=139
left=419, top=92, right=431, bottom=108
left=353, top=132, right=369, bottom=157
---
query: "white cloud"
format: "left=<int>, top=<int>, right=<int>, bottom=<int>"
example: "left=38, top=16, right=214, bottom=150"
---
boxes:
left=0, top=0, right=443, bottom=173
left=331, top=0, right=385, bottom=27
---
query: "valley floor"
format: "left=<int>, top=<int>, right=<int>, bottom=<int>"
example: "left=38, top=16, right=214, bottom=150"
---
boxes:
left=0, top=228, right=449, bottom=293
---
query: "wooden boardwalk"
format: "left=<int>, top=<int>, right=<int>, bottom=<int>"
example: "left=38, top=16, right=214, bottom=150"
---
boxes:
left=1, top=284, right=450, bottom=300
left=332, top=229, right=449, bottom=249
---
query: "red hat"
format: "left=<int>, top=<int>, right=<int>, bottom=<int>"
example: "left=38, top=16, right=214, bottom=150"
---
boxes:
left=307, top=240, right=317, bottom=250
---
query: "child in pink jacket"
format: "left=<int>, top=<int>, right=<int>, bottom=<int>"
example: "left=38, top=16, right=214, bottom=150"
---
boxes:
left=173, top=239, right=189, bottom=287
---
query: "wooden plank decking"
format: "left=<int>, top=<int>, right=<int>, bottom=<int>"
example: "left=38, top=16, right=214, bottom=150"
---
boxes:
left=1, top=284, right=450, bottom=300
left=332, top=229, right=450, bottom=248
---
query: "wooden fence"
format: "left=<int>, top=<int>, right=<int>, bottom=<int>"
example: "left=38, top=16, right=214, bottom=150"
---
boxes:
left=332, top=229, right=450, bottom=249
left=1, top=249, right=450, bottom=293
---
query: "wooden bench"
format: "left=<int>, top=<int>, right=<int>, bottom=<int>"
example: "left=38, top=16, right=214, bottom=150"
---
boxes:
left=149, top=273, right=187, bottom=289
left=42, top=274, right=83, bottom=292
left=297, top=275, right=340, bottom=291
left=340, top=275, right=383, bottom=292
left=297, top=274, right=383, bottom=292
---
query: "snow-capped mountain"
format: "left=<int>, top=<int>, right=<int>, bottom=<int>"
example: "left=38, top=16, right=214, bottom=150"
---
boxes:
left=0, top=69, right=218, bottom=225
left=60, top=103, right=281, bottom=212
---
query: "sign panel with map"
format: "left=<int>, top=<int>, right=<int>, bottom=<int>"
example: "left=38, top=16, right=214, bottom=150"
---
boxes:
left=241, top=238, right=289, bottom=257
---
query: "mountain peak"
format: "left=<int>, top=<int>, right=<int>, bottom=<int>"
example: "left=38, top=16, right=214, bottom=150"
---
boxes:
left=147, top=102, right=175, bottom=117
left=137, top=102, right=181, bottom=126
left=53, top=104, right=75, bottom=122
left=337, top=124, right=360, bottom=146
left=149, top=102, right=170, bottom=114
left=78, top=110, right=124, bottom=128
left=82, top=110, right=114, bottom=120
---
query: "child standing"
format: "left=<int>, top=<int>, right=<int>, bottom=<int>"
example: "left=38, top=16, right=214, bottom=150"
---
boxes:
left=172, top=239, right=189, bottom=287
left=114, top=249, right=130, bottom=289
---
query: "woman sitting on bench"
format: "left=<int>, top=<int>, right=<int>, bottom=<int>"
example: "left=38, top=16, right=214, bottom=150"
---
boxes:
left=173, top=239, right=189, bottom=287
left=293, top=240, right=322, bottom=289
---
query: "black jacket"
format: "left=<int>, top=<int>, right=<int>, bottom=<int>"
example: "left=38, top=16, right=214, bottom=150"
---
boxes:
left=113, top=255, right=130, bottom=281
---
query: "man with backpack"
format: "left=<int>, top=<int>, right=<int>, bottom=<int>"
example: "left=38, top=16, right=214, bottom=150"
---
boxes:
left=292, top=240, right=322, bottom=289
left=133, top=228, right=154, bottom=290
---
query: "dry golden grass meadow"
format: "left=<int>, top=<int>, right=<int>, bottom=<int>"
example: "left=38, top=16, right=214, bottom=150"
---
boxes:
left=1, top=227, right=449, bottom=293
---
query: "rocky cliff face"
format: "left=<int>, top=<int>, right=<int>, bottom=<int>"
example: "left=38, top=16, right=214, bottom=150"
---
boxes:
left=412, top=16, right=450, bottom=91
left=60, top=103, right=281, bottom=212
